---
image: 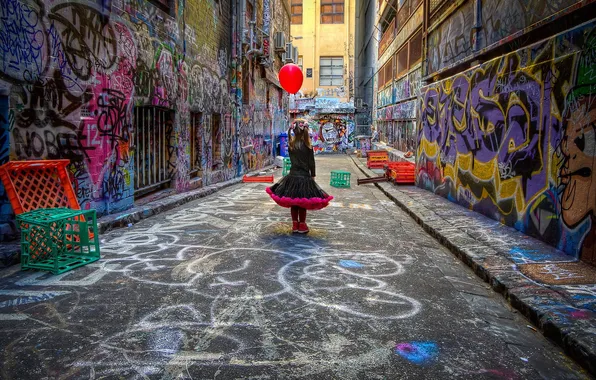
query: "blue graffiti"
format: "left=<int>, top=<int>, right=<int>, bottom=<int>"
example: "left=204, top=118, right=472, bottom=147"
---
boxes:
left=47, top=22, right=82, bottom=92
left=394, top=341, right=439, bottom=365
left=508, top=246, right=562, bottom=264
left=339, top=259, right=364, bottom=268
left=0, top=292, right=70, bottom=308
left=0, top=0, right=46, bottom=82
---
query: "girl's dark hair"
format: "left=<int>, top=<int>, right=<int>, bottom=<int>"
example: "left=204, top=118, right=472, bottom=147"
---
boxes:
left=289, top=119, right=312, bottom=150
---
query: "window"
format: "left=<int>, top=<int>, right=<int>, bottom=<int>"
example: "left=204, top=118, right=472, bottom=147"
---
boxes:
left=396, top=45, right=408, bottom=77
left=321, top=0, right=344, bottom=24
left=291, top=0, right=303, bottom=24
left=320, top=57, right=344, bottom=86
left=409, top=30, right=423, bottom=66
left=212, top=114, right=222, bottom=170
left=190, top=112, right=202, bottom=177
left=384, top=57, right=394, bottom=86
left=134, top=106, right=174, bottom=196
left=397, top=0, right=410, bottom=28
left=242, top=61, right=250, bottom=104
left=298, top=55, right=304, bottom=71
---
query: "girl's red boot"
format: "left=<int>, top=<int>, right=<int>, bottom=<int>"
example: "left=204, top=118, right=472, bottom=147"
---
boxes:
left=297, top=222, right=309, bottom=234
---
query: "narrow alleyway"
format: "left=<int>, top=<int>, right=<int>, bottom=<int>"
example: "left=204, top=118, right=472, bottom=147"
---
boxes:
left=0, top=156, right=588, bottom=379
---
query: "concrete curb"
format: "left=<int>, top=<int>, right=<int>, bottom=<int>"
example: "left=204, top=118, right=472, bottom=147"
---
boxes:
left=348, top=154, right=596, bottom=377
left=0, top=165, right=276, bottom=268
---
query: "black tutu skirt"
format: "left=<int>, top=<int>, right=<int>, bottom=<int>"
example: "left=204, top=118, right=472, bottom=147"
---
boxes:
left=266, top=174, right=333, bottom=210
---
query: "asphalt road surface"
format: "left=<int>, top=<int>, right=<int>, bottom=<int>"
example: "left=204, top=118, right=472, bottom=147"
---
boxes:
left=0, top=156, right=588, bottom=379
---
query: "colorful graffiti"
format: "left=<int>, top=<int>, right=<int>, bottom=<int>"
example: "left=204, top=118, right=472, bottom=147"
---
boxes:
left=0, top=0, right=292, bottom=238
left=308, top=114, right=355, bottom=153
left=378, top=85, right=394, bottom=108
left=417, top=21, right=596, bottom=264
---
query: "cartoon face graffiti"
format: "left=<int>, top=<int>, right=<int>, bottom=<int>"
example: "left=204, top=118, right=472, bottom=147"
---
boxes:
left=560, top=99, right=596, bottom=228
left=560, top=27, right=596, bottom=233
left=321, top=122, right=339, bottom=143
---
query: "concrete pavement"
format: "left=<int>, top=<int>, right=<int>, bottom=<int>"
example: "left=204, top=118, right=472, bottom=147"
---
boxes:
left=0, top=155, right=589, bottom=379
left=350, top=153, right=596, bottom=377
left=0, top=166, right=275, bottom=269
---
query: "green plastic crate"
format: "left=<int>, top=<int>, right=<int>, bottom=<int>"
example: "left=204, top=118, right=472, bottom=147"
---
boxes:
left=282, top=157, right=292, bottom=176
left=17, top=208, right=100, bottom=275
left=330, top=170, right=351, bottom=188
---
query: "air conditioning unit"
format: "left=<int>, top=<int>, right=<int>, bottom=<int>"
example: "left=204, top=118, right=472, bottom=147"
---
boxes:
left=274, top=32, right=286, bottom=51
left=283, top=44, right=295, bottom=63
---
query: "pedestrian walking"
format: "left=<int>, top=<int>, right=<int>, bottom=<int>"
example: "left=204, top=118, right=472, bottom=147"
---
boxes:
left=266, top=119, right=333, bottom=234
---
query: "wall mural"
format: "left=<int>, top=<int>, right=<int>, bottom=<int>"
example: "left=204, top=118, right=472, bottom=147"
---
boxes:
left=417, top=20, right=596, bottom=264
left=310, top=115, right=355, bottom=154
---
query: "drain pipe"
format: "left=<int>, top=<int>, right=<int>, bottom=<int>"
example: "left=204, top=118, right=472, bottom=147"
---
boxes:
left=472, top=0, right=482, bottom=52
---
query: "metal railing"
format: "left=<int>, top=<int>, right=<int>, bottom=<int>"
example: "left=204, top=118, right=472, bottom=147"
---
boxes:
left=134, top=106, right=173, bottom=196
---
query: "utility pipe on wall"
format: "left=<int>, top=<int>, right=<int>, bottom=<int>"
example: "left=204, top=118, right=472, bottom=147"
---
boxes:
left=473, top=0, right=482, bottom=52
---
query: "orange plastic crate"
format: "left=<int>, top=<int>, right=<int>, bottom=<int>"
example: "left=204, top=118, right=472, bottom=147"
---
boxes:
left=367, top=150, right=388, bottom=159
left=367, top=150, right=389, bottom=169
left=242, top=175, right=274, bottom=183
left=0, top=160, right=80, bottom=215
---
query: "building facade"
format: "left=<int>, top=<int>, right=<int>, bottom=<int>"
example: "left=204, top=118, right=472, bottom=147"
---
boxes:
left=289, top=0, right=357, bottom=153
left=373, top=0, right=596, bottom=264
left=374, top=0, right=423, bottom=157
left=0, top=0, right=292, bottom=241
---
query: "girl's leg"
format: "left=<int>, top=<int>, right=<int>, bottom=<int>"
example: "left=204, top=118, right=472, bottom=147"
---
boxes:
left=291, top=206, right=299, bottom=221
left=298, top=208, right=307, bottom=223
left=291, top=206, right=299, bottom=232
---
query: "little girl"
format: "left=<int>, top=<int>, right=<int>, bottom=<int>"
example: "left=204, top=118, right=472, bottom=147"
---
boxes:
left=266, top=119, right=333, bottom=233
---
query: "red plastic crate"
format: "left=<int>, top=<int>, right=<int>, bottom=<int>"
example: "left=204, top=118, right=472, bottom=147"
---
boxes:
left=384, top=162, right=415, bottom=184
left=242, top=175, right=274, bottom=183
left=0, top=160, right=80, bottom=215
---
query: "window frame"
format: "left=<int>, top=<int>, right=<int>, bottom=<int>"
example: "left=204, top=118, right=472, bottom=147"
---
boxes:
left=321, top=0, right=344, bottom=24
left=291, top=0, right=303, bottom=24
left=319, top=56, right=344, bottom=86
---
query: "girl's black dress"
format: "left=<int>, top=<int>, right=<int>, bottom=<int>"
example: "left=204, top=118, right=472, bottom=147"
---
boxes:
left=266, top=143, right=333, bottom=210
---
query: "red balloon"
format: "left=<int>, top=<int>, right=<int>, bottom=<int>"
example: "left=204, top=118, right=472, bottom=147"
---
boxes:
left=278, top=64, right=304, bottom=94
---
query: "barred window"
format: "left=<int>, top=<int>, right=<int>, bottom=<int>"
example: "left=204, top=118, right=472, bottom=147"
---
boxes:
left=396, top=45, right=408, bottom=77
left=409, top=30, right=423, bottom=66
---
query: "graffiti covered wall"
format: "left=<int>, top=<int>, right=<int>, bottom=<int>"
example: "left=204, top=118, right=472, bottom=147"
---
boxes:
left=417, top=19, right=596, bottom=264
left=0, top=0, right=292, bottom=240
left=311, top=114, right=355, bottom=153
left=290, top=97, right=355, bottom=153
left=427, top=0, right=582, bottom=75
